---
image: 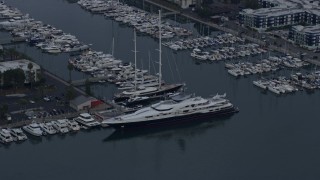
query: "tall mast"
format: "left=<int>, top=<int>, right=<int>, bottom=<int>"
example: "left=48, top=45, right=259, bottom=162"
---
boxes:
left=112, top=37, right=115, bottom=57
left=134, top=28, right=137, bottom=91
left=158, top=10, right=162, bottom=89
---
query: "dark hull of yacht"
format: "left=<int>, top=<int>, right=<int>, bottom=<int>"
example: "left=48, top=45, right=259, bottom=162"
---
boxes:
left=106, top=106, right=239, bottom=129
left=113, top=83, right=184, bottom=103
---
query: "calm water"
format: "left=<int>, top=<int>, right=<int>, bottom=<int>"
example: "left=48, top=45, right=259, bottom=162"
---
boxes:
left=1, top=0, right=320, bottom=179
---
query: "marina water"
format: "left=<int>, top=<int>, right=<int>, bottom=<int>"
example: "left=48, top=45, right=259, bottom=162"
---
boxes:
left=1, top=0, right=320, bottom=179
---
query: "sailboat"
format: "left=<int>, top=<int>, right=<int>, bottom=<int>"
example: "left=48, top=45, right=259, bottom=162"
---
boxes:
left=113, top=10, right=184, bottom=103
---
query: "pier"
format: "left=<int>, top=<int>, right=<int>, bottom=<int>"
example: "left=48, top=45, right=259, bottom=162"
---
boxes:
left=71, top=76, right=109, bottom=86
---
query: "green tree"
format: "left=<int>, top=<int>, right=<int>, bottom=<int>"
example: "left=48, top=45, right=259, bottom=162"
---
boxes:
left=0, top=71, right=3, bottom=88
left=27, top=62, right=35, bottom=88
left=65, top=85, right=76, bottom=101
left=2, top=69, right=25, bottom=88
left=85, top=79, right=92, bottom=96
left=7, top=48, right=19, bottom=60
left=67, top=63, right=74, bottom=83
left=18, top=99, right=28, bottom=110
left=245, top=0, right=259, bottom=9
left=0, top=104, right=8, bottom=120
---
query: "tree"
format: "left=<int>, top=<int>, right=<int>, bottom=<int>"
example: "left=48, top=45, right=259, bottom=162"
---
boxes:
left=245, top=0, right=259, bottom=9
left=0, top=71, right=3, bottom=88
left=67, top=63, right=74, bottom=83
left=65, top=85, right=76, bottom=101
left=85, top=79, right=92, bottom=96
left=18, top=99, right=28, bottom=110
left=27, top=62, right=35, bottom=88
left=7, top=48, right=19, bottom=60
left=2, top=69, right=25, bottom=88
left=0, top=104, right=8, bottom=120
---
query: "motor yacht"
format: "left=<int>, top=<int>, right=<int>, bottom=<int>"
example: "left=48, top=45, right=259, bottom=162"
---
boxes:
left=39, top=122, right=57, bottom=135
left=52, top=119, right=69, bottom=133
left=102, top=94, right=238, bottom=128
left=22, top=122, right=44, bottom=137
left=66, top=119, right=81, bottom=131
left=74, top=113, right=100, bottom=128
left=0, top=128, right=14, bottom=143
left=9, top=128, right=28, bottom=141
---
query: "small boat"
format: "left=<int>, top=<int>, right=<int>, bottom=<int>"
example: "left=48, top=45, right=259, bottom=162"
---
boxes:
left=74, top=113, right=100, bottom=128
left=39, top=122, right=57, bottom=135
left=66, top=119, right=81, bottom=131
left=9, top=128, right=28, bottom=141
left=0, top=129, right=14, bottom=144
left=52, top=119, right=69, bottom=133
left=22, top=122, right=44, bottom=137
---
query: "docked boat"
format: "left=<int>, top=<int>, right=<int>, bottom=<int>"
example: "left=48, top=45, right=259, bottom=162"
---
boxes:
left=22, top=122, right=44, bottom=137
left=9, top=128, right=28, bottom=141
left=52, top=119, right=69, bottom=133
left=74, top=113, right=100, bottom=128
left=66, top=119, right=81, bottom=131
left=253, top=80, right=269, bottom=90
left=114, top=13, right=184, bottom=102
left=0, top=129, right=14, bottom=144
left=102, top=94, right=238, bottom=128
left=39, top=122, right=57, bottom=135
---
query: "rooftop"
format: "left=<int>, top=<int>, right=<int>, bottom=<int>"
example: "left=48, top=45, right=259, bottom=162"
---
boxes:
left=292, top=24, right=320, bottom=33
left=0, top=59, right=40, bottom=73
left=70, top=95, right=96, bottom=106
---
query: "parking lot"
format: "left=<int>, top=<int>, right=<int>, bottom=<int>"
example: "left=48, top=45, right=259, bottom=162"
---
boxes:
left=0, top=72, right=79, bottom=125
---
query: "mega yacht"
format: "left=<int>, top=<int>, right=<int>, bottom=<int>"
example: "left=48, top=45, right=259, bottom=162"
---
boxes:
left=0, top=129, right=14, bottom=143
left=9, top=128, right=28, bottom=141
left=74, top=113, right=100, bottom=128
left=22, top=122, right=44, bottom=137
left=52, top=119, right=69, bottom=133
left=102, top=94, right=238, bottom=128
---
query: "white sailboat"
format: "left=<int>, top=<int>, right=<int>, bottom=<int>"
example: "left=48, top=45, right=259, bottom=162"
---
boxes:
left=113, top=10, right=184, bottom=102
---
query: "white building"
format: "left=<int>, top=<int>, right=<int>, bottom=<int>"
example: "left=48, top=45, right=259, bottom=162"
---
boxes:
left=70, top=95, right=103, bottom=111
left=0, top=59, right=41, bottom=83
left=289, top=25, right=320, bottom=50
left=239, top=0, right=320, bottom=31
left=167, top=0, right=197, bottom=9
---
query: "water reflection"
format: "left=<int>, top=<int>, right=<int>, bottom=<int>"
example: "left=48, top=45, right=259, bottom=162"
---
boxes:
left=28, top=136, right=43, bottom=145
left=103, top=116, right=233, bottom=146
left=0, top=143, right=12, bottom=149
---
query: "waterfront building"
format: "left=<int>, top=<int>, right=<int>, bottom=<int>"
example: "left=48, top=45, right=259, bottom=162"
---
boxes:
left=166, top=0, right=197, bottom=9
left=239, top=0, right=320, bottom=31
left=288, top=24, right=320, bottom=50
left=257, top=0, right=320, bottom=8
left=70, top=95, right=103, bottom=111
left=0, top=59, right=41, bottom=84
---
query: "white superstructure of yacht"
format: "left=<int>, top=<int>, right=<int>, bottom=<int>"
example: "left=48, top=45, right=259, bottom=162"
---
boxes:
left=39, top=122, right=57, bottom=135
left=22, top=122, right=44, bottom=137
left=102, top=94, right=238, bottom=128
left=10, top=128, right=28, bottom=141
left=74, top=113, right=100, bottom=128
left=0, top=129, right=14, bottom=143
left=66, top=119, right=81, bottom=131
left=52, top=119, right=69, bottom=133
